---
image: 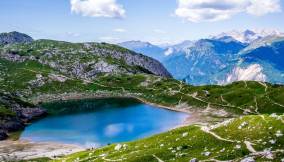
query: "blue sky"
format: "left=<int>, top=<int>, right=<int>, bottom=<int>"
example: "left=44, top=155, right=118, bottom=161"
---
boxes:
left=0, top=0, right=283, bottom=44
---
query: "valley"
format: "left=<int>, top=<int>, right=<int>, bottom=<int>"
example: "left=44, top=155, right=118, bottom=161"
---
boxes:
left=1, top=0, right=284, bottom=161
left=0, top=32, right=284, bottom=161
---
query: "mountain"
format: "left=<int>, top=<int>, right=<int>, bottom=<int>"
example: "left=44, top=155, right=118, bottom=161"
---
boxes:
left=241, top=38, right=284, bottom=71
left=0, top=31, right=33, bottom=45
left=118, top=41, right=165, bottom=61
left=163, top=38, right=247, bottom=84
left=1, top=39, right=172, bottom=80
left=0, top=32, right=173, bottom=139
left=162, top=30, right=284, bottom=85
left=163, top=40, right=193, bottom=56
left=224, top=37, right=284, bottom=84
left=213, top=29, right=284, bottom=43
left=119, top=30, right=284, bottom=85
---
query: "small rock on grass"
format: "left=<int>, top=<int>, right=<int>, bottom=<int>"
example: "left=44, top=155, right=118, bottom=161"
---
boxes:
left=189, top=158, right=198, bottom=162
left=115, top=144, right=122, bottom=151
left=241, top=157, right=255, bottom=162
left=182, top=132, right=188, bottom=137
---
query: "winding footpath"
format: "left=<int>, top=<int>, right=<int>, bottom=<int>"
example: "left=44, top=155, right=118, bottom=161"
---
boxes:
left=200, top=126, right=235, bottom=143
left=153, top=154, right=165, bottom=162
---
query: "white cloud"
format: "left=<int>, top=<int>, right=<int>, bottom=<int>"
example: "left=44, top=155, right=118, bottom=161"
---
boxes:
left=114, top=28, right=126, bottom=32
left=175, top=0, right=281, bottom=22
left=71, top=0, right=126, bottom=18
left=247, top=0, right=281, bottom=16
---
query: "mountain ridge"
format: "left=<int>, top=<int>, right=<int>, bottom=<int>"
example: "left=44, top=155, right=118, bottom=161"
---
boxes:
left=119, top=29, right=284, bottom=85
left=118, top=40, right=165, bottom=61
left=0, top=33, right=172, bottom=79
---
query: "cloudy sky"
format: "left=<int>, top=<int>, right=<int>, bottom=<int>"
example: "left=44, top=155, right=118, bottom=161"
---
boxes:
left=0, top=0, right=283, bottom=44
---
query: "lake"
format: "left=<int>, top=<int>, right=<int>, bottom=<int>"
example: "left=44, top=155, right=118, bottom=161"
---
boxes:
left=20, top=98, right=188, bottom=147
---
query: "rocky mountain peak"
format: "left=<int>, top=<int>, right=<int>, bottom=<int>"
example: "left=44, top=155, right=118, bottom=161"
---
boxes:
left=213, top=29, right=284, bottom=43
left=0, top=31, right=33, bottom=45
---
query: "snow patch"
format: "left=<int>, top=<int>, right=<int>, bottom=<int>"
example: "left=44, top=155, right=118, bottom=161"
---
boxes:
left=222, top=64, right=266, bottom=84
left=214, top=29, right=283, bottom=43
left=164, top=47, right=174, bottom=56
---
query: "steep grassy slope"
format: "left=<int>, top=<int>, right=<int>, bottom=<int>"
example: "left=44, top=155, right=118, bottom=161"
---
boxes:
left=54, top=115, right=284, bottom=162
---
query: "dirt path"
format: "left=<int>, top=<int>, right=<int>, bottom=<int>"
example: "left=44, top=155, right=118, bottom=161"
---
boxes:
left=221, top=95, right=230, bottom=105
left=200, top=126, right=235, bottom=143
left=258, top=81, right=268, bottom=92
left=153, top=154, right=165, bottom=162
left=243, top=81, right=248, bottom=88
left=244, top=141, right=256, bottom=153
left=254, top=97, right=259, bottom=114
left=187, top=92, right=248, bottom=113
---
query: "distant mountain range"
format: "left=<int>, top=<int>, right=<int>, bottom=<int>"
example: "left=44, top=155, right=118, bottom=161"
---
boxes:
left=213, top=29, right=284, bottom=43
left=119, top=29, right=284, bottom=85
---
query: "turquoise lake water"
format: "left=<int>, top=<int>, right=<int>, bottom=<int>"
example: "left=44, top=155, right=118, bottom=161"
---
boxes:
left=20, top=98, right=188, bottom=147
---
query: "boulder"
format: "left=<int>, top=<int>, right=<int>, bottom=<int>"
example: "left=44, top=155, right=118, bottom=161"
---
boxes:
left=0, top=130, right=8, bottom=140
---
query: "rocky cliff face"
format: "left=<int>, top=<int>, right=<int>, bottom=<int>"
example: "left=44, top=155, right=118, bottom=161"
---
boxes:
left=0, top=93, right=47, bottom=140
left=0, top=31, right=33, bottom=45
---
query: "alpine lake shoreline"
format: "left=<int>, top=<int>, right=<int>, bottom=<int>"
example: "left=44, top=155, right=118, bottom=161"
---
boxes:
left=1, top=94, right=196, bottom=161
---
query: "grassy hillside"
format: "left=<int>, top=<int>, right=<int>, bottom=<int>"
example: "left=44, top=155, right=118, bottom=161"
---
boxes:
left=1, top=55, right=284, bottom=118
left=0, top=40, right=283, bottom=118
left=53, top=115, right=284, bottom=162
left=28, top=73, right=284, bottom=118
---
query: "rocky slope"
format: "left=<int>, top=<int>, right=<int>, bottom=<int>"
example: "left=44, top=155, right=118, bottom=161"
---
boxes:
left=0, top=39, right=171, bottom=80
left=0, top=31, right=33, bottom=45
